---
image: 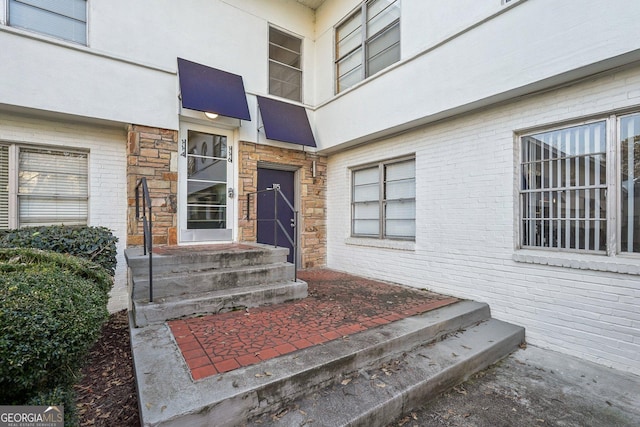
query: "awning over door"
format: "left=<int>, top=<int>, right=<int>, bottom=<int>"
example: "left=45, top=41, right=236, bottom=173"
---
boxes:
left=257, top=96, right=316, bottom=147
left=177, top=58, right=251, bottom=121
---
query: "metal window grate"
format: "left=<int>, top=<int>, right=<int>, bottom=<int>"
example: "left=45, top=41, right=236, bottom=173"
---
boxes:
left=520, top=121, right=607, bottom=251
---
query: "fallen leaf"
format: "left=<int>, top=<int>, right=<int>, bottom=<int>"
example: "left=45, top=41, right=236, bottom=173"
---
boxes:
left=341, top=378, right=352, bottom=385
left=454, top=386, right=467, bottom=395
left=375, top=382, right=386, bottom=388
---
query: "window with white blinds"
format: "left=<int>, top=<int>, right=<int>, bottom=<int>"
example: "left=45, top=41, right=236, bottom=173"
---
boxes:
left=0, top=144, right=88, bottom=230
left=352, top=157, right=415, bottom=240
left=519, top=112, right=640, bottom=255
left=0, top=146, right=9, bottom=229
left=8, top=0, right=87, bottom=45
left=18, top=148, right=88, bottom=226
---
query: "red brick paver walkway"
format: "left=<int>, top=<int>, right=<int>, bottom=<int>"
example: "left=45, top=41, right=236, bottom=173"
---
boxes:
left=168, top=269, right=458, bottom=380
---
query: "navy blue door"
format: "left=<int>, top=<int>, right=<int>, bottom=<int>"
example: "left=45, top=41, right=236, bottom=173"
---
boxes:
left=257, top=168, right=295, bottom=263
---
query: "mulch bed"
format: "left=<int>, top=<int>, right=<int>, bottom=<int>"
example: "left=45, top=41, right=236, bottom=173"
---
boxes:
left=75, top=310, right=139, bottom=426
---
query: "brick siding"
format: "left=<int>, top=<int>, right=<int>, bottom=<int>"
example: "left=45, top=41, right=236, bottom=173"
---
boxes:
left=326, top=64, right=640, bottom=375
left=238, top=142, right=327, bottom=269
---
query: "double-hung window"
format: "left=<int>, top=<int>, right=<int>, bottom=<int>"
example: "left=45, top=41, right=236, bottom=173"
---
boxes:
left=352, top=157, right=415, bottom=240
left=7, top=0, right=87, bottom=45
left=0, top=143, right=89, bottom=229
left=269, top=26, right=302, bottom=102
left=335, top=0, right=400, bottom=93
left=519, top=112, right=640, bottom=254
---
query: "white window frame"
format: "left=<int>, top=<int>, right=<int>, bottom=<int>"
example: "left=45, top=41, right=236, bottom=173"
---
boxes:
left=351, top=155, right=415, bottom=241
left=0, top=0, right=6, bottom=26
left=4, top=0, right=88, bottom=45
left=517, top=111, right=640, bottom=257
left=335, top=0, right=401, bottom=94
left=268, top=25, right=303, bottom=102
left=0, top=142, right=89, bottom=229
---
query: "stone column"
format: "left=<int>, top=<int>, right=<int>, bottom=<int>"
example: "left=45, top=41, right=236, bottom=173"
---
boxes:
left=126, top=125, right=179, bottom=247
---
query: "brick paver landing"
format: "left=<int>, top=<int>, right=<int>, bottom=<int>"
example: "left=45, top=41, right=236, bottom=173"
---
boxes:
left=168, top=269, right=458, bottom=380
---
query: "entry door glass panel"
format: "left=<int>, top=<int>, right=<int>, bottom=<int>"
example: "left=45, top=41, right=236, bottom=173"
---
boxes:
left=187, top=130, right=227, bottom=230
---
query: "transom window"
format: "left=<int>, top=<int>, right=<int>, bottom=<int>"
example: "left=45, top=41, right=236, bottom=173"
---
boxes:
left=0, top=144, right=89, bottom=229
left=519, top=113, right=640, bottom=254
left=335, top=0, right=400, bottom=93
left=269, top=26, right=302, bottom=102
left=352, top=157, right=415, bottom=240
left=7, top=0, right=87, bottom=45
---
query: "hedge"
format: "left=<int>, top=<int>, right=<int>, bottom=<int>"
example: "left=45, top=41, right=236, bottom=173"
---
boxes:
left=0, top=248, right=111, bottom=409
left=0, top=225, right=118, bottom=275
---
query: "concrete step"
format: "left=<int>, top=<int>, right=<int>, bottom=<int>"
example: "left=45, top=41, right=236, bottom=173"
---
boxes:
left=125, top=244, right=289, bottom=278
left=131, top=301, right=522, bottom=427
left=131, top=280, right=308, bottom=327
left=131, top=262, right=295, bottom=302
left=249, top=318, right=525, bottom=427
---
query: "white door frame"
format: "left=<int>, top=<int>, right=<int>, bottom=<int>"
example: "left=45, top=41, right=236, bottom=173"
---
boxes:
left=178, top=122, right=236, bottom=243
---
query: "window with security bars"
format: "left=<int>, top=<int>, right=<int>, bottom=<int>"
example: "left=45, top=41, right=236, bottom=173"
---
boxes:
left=0, top=146, right=9, bottom=230
left=0, top=144, right=88, bottom=229
left=8, top=0, right=87, bottom=45
left=269, top=27, right=302, bottom=102
left=519, top=113, right=640, bottom=255
left=352, top=157, right=415, bottom=240
left=335, top=0, right=400, bottom=93
left=620, top=114, right=640, bottom=253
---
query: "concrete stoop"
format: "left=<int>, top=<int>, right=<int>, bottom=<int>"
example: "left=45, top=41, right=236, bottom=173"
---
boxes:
left=125, top=243, right=307, bottom=327
left=131, top=300, right=525, bottom=427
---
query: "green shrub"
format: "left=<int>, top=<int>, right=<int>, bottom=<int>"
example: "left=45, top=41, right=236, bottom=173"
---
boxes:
left=0, top=248, right=110, bottom=405
left=0, top=225, right=118, bottom=275
left=28, top=385, right=77, bottom=427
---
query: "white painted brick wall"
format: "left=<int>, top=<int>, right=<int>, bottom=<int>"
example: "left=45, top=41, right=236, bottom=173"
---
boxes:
left=0, top=112, right=128, bottom=312
left=327, top=64, right=640, bottom=375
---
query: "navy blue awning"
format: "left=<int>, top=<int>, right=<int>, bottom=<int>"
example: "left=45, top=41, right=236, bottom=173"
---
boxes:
left=257, top=96, right=316, bottom=147
left=178, top=58, right=251, bottom=121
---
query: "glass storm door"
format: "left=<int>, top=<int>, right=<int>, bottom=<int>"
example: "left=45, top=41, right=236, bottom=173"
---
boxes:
left=179, top=127, right=233, bottom=242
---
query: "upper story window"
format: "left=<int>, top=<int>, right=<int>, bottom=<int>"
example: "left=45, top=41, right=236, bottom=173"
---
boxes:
left=7, top=0, right=87, bottom=45
left=269, top=26, right=302, bottom=102
left=0, top=143, right=89, bottom=229
left=335, top=0, right=400, bottom=93
left=352, top=156, right=415, bottom=240
left=519, top=112, right=640, bottom=254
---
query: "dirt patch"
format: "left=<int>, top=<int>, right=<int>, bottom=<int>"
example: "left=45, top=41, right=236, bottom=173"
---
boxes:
left=75, top=310, right=139, bottom=426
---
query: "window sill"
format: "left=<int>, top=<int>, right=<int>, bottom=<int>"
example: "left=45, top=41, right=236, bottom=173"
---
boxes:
left=345, top=237, right=415, bottom=251
left=513, top=249, right=640, bottom=275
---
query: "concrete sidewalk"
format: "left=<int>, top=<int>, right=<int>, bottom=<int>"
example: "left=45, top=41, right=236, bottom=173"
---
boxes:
left=388, top=345, right=640, bottom=427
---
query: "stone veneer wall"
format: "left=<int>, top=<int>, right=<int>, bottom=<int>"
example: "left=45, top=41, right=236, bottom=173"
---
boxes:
left=127, top=125, right=179, bottom=246
left=238, top=142, right=327, bottom=269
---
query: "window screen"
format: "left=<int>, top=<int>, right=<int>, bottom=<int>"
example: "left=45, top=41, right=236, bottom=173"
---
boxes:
left=269, top=27, right=302, bottom=102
